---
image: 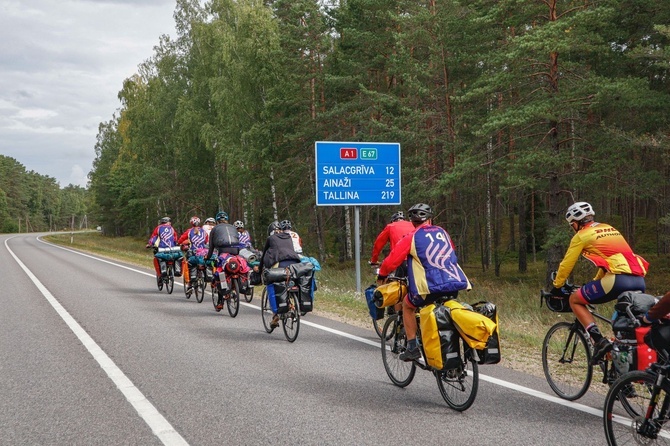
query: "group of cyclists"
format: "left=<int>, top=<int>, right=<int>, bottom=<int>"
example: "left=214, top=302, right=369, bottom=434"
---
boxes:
left=367, top=200, right=670, bottom=366
left=148, top=199, right=668, bottom=367
left=147, top=211, right=308, bottom=324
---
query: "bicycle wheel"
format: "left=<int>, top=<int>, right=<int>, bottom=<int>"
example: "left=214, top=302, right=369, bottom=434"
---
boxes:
left=195, top=272, right=205, bottom=303
left=156, top=275, right=163, bottom=291
left=373, top=306, right=396, bottom=339
left=542, top=321, right=592, bottom=400
left=282, top=292, right=300, bottom=342
left=261, top=288, right=275, bottom=333
left=381, top=314, right=416, bottom=387
left=211, top=281, right=218, bottom=310
left=166, top=265, right=174, bottom=294
left=435, top=339, right=479, bottom=412
left=227, top=278, right=240, bottom=318
left=604, top=370, right=670, bottom=445
left=243, top=279, right=254, bottom=303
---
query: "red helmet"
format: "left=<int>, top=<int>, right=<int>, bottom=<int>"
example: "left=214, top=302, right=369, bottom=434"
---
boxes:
left=189, top=216, right=201, bottom=227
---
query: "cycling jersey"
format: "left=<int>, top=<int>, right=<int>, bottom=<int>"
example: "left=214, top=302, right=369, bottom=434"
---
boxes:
left=237, top=230, right=252, bottom=249
left=286, top=230, right=302, bottom=254
left=370, top=220, right=415, bottom=263
left=553, top=221, right=649, bottom=288
left=148, top=223, right=178, bottom=248
left=178, top=227, right=209, bottom=250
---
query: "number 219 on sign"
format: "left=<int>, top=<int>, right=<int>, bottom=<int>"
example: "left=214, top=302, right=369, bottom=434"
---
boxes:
left=382, top=191, right=395, bottom=200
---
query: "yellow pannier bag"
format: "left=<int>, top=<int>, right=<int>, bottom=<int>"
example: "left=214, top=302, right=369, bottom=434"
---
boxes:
left=444, top=300, right=497, bottom=350
left=373, top=281, right=408, bottom=308
left=419, top=304, right=461, bottom=370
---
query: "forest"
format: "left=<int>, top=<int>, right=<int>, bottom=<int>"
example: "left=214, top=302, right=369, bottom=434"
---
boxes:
left=0, top=155, right=89, bottom=233
left=75, top=0, right=670, bottom=281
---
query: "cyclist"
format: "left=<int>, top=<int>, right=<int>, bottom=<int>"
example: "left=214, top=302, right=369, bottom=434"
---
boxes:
left=378, top=203, right=471, bottom=361
left=258, top=221, right=301, bottom=330
left=550, top=201, right=649, bottom=364
left=280, top=220, right=302, bottom=254
left=178, top=216, right=209, bottom=296
left=146, top=216, right=181, bottom=282
left=234, top=220, right=254, bottom=250
left=202, top=217, right=216, bottom=237
left=206, top=211, right=241, bottom=311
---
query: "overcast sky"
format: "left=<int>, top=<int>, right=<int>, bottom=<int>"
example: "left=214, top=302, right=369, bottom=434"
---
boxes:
left=0, top=0, right=177, bottom=188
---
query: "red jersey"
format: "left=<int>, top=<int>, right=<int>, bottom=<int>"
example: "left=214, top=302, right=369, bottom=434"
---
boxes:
left=370, top=220, right=415, bottom=263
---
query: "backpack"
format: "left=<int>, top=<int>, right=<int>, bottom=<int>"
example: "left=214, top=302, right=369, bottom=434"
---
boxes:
left=210, top=223, right=239, bottom=249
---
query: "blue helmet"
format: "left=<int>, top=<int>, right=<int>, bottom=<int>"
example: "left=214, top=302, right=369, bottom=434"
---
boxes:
left=215, top=211, right=229, bottom=223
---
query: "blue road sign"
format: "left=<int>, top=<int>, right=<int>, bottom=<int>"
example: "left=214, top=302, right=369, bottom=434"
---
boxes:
left=315, top=141, right=401, bottom=206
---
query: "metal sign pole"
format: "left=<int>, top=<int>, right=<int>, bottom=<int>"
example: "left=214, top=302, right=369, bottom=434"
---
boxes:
left=355, top=206, right=361, bottom=294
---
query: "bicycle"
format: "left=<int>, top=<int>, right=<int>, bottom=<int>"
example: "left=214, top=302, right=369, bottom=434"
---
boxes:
left=209, top=256, right=241, bottom=317
left=261, top=279, right=301, bottom=343
left=152, top=246, right=182, bottom=295
left=380, top=277, right=479, bottom=411
left=603, top=326, right=670, bottom=445
left=368, top=262, right=397, bottom=339
left=540, top=284, right=644, bottom=401
left=189, top=261, right=208, bottom=303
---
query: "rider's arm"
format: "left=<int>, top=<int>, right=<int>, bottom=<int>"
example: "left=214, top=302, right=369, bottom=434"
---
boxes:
left=553, top=232, right=586, bottom=288
left=370, top=225, right=391, bottom=263
left=177, top=230, right=190, bottom=245
left=379, top=232, right=412, bottom=277
left=646, top=291, right=670, bottom=322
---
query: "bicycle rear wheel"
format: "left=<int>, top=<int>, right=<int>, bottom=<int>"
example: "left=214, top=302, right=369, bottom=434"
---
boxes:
left=243, top=282, right=254, bottom=303
left=227, top=278, right=240, bottom=318
left=282, top=293, right=300, bottom=342
left=194, top=272, right=205, bottom=303
left=381, top=314, right=416, bottom=387
left=166, top=265, right=174, bottom=294
left=604, top=370, right=670, bottom=445
left=542, top=321, right=592, bottom=400
left=435, top=339, right=479, bottom=412
left=261, top=288, right=275, bottom=333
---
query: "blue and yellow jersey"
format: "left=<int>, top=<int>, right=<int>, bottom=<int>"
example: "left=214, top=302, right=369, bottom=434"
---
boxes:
left=553, top=222, right=649, bottom=288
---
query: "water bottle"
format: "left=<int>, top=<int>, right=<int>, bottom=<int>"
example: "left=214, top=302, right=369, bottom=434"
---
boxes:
left=612, top=344, right=631, bottom=375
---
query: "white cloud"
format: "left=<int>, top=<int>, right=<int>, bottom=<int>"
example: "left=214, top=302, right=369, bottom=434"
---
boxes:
left=0, top=0, right=177, bottom=188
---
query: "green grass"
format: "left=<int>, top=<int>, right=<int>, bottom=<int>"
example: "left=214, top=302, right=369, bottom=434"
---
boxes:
left=44, top=231, right=668, bottom=378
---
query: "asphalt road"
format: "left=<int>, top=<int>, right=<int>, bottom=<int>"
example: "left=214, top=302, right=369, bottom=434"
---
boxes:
left=1, top=233, right=612, bottom=445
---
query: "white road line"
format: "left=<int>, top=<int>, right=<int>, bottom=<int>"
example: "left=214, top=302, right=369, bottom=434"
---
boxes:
left=33, top=236, right=655, bottom=429
left=6, top=238, right=189, bottom=446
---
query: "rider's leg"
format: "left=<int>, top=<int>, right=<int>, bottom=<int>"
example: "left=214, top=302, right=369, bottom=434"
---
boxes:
left=399, top=296, right=421, bottom=361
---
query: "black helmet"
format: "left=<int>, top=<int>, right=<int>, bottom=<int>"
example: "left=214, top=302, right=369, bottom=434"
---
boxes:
left=160, top=216, right=171, bottom=224
left=268, top=221, right=280, bottom=236
left=280, top=219, right=292, bottom=231
left=408, top=203, right=433, bottom=223
left=390, top=211, right=404, bottom=223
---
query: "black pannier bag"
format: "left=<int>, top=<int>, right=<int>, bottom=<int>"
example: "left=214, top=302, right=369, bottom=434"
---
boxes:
left=297, top=273, right=314, bottom=313
left=471, top=301, right=501, bottom=365
left=274, top=282, right=289, bottom=314
left=249, top=270, right=262, bottom=286
left=419, top=304, right=461, bottom=371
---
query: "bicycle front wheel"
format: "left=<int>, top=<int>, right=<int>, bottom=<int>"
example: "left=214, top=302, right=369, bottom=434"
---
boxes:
left=373, top=306, right=396, bottom=339
left=282, top=293, right=300, bottom=342
left=435, top=339, right=479, bottom=412
left=166, top=266, right=174, bottom=294
left=244, top=283, right=254, bottom=303
left=604, top=370, right=670, bottom=445
left=542, top=321, right=592, bottom=400
left=381, top=314, right=416, bottom=387
left=227, top=278, right=240, bottom=318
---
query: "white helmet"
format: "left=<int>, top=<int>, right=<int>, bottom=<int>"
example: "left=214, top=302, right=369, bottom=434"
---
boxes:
left=233, top=220, right=244, bottom=229
left=565, top=202, right=595, bottom=224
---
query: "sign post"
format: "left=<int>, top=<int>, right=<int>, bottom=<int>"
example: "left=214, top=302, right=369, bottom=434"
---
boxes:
left=315, top=142, right=401, bottom=293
